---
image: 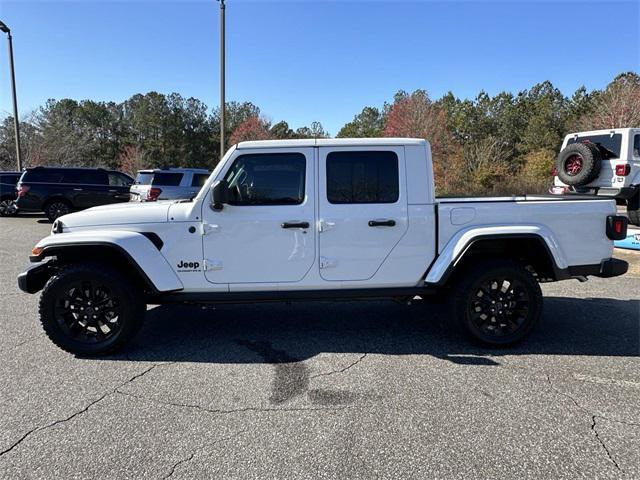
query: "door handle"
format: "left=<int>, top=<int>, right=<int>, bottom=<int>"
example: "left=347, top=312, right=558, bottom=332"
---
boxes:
left=109, top=189, right=118, bottom=193
left=368, top=219, right=396, bottom=227
left=73, top=188, right=83, bottom=191
left=281, top=221, right=310, bottom=229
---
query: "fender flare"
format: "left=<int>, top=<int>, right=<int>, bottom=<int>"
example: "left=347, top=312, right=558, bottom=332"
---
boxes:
left=424, top=225, right=568, bottom=285
left=31, top=230, right=184, bottom=293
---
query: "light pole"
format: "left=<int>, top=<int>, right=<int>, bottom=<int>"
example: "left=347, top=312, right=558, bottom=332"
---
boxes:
left=0, top=20, right=22, bottom=171
left=218, top=0, right=226, bottom=160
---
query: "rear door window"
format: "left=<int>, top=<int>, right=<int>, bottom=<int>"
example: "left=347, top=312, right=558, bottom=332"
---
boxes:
left=62, top=170, right=107, bottom=185
left=191, top=173, right=210, bottom=187
left=108, top=172, right=133, bottom=187
left=151, top=172, right=183, bottom=186
left=567, top=134, right=623, bottom=160
left=633, top=134, right=640, bottom=158
left=326, top=151, right=399, bottom=204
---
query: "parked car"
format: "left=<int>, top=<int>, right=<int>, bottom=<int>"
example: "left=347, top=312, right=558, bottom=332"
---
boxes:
left=129, top=168, right=211, bottom=202
left=0, top=171, right=21, bottom=216
left=551, top=127, right=640, bottom=225
left=19, top=138, right=628, bottom=355
left=15, top=167, right=133, bottom=221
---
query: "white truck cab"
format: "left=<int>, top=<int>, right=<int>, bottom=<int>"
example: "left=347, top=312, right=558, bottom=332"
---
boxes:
left=19, top=138, right=629, bottom=355
left=552, top=127, right=640, bottom=225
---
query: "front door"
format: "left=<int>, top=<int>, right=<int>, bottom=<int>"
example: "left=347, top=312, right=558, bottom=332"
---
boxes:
left=318, top=146, right=408, bottom=281
left=203, top=148, right=315, bottom=285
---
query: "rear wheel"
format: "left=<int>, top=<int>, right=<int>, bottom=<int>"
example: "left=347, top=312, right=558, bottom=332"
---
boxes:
left=0, top=197, right=17, bottom=216
left=39, top=263, right=146, bottom=356
left=44, top=199, right=71, bottom=222
left=449, top=259, right=542, bottom=346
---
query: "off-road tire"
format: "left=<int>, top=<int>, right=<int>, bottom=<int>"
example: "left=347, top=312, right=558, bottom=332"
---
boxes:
left=556, top=142, right=601, bottom=186
left=449, top=259, right=543, bottom=346
left=39, top=262, right=146, bottom=356
left=44, top=199, right=72, bottom=222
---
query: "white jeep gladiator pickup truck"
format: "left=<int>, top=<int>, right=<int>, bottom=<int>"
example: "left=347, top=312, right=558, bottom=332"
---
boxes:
left=552, top=127, right=640, bottom=225
left=18, top=138, right=629, bottom=355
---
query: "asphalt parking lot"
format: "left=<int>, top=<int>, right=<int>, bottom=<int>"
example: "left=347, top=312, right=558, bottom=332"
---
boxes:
left=1, top=214, right=638, bottom=479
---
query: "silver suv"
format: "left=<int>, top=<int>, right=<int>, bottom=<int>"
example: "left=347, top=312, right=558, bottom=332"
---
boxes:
left=130, top=168, right=211, bottom=202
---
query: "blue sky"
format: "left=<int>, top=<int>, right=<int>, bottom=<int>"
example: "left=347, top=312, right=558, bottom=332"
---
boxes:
left=0, top=0, right=638, bottom=135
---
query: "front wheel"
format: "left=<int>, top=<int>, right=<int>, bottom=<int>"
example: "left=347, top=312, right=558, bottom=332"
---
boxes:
left=449, top=259, right=542, bottom=346
left=44, top=200, right=71, bottom=222
left=39, top=263, right=146, bottom=355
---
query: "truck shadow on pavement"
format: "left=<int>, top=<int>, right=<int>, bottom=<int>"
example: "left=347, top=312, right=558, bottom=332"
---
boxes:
left=117, top=296, right=639, bottom=366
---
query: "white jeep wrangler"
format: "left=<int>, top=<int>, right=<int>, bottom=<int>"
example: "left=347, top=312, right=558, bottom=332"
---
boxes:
left=552, top=127, right=640, bottom=225
left=19, top=138, right=629, bottom=355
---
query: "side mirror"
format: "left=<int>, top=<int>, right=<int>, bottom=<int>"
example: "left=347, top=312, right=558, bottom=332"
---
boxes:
left=211, top=179, right=229, bottom=211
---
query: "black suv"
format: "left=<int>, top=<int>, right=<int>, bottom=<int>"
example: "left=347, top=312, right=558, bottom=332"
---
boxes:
left=16, top=167, right=133, bottom=221
left=0, top=171, right=21, bottom=216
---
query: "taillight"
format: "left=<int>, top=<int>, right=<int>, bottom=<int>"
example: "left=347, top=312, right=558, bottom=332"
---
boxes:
left=16, top=184, right=29, bottom=197
left=551, top=166, right=558, bottom=176
left=147, top=187, right=162, bottom=201
left=606, top=215, right=628, bottom=240
left=615, top=164, right=630, bottom=176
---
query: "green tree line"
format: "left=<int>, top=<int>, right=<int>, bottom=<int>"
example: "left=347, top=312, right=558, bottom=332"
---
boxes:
left=1, top=72, right=638, bottom=195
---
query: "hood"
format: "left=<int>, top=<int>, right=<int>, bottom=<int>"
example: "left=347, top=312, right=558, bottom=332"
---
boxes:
left=58, top=201, right=173, bottom=228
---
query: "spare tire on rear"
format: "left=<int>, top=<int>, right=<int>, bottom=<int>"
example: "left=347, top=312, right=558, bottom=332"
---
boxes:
left=555, top=142, right=601, bottom=186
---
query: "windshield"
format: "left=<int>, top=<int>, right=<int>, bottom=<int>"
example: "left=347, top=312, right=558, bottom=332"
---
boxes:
left=135, top=172, right=153, bottom=185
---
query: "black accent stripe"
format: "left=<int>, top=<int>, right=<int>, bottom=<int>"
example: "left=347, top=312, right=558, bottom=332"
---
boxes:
left=141, top=232, right=163, bottom=250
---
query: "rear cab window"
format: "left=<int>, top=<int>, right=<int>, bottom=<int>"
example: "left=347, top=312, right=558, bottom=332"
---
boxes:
left=326, top=151, right=399, bottom=204
left=567, top=134, right=623, bottom=160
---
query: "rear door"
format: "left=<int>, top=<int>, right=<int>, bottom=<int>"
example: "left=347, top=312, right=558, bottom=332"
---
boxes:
left=60, top=169, right=107, bottom=208
left=107, top=172, right=133, bottom=204
left=318, top=146, right=408, bottom=282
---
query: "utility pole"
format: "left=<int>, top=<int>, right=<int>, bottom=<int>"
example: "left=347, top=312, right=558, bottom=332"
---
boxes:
left=218, top=0, right=226, bottom=160
left=0, top=21, right=22, bottom=171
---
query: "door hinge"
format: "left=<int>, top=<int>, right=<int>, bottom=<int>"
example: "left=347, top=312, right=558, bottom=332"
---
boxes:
left=319, top=256, right=337, bottom=269
left=201, top=223, right=220, bottom=235
left=318, top=220, right=336, bottom=233
left=203, top=259, right=223, bottom=271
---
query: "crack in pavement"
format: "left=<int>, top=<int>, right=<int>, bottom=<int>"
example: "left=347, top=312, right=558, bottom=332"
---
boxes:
left=311, top=353, right=368, bottom=379
left=0, top=361, right=174, bottom=457
left=592, top=416, right=621, bottom=471
left=116, top=390, right=351, bottom=416
left=162, top=429, right=249, bottom=479
left=545, top=373, right=622, bottom=472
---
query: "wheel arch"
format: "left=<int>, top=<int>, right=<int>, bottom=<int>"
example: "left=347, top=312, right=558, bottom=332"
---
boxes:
left=29, top=232, right=183, bottom=295
left=426, top=227, right=569, bottom=286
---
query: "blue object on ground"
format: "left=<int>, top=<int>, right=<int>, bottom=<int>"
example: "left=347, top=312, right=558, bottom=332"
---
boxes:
left=614, top=229, right=640, bottom=250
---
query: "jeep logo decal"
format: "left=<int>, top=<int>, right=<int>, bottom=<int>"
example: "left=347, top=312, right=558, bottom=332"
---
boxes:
left=177, top=260, right=200, bottom=272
